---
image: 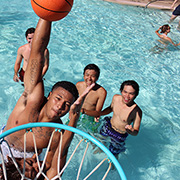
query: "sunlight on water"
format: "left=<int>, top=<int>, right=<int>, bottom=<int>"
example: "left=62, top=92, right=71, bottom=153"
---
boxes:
left=0, top=0, right=180, bottom=179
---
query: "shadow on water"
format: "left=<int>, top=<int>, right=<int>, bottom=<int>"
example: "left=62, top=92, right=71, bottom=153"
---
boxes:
left=119, top=113, right=180, bottom=180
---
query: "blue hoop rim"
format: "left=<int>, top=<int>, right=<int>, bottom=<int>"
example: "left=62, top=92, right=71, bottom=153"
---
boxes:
left=0, top=122, right=127, bottom=180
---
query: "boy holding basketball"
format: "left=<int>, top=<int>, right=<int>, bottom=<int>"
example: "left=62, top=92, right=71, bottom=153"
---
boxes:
left=1, top=17, right=95, bottom=179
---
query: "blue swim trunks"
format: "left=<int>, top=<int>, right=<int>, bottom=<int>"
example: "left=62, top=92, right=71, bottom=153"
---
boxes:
left=100, top=116, right=128, bottom=155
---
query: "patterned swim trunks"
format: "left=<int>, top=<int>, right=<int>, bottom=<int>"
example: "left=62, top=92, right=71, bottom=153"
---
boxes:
left=100, top=116, right=128, bottom=155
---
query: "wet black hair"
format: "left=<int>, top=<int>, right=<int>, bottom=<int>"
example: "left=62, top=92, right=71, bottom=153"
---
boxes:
left=25, top=27, right=35, bottom=38
left=51, top=81, right=79, bottom=101
left=120, top=80, right=139, bottom=98
left=83, top=64, right=100, bottom=80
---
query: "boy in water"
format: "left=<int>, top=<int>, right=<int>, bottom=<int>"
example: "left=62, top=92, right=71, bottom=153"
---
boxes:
left=155, top=24, right=180, bottom=46
left=76, top=64, right=107, bottom=133
left=13, top=27, right=49, bottom=82
left=0, top=17, right=95, bottom=179
left=98, top=80, right=142, bottom=157
left=151, top=24, right=180, bottom=53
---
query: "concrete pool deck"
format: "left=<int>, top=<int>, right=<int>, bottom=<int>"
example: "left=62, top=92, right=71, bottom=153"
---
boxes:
left=104, top=0, right=178, bottom=10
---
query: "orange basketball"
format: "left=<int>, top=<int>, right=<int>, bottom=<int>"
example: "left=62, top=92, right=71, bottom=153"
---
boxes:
left=31, top=0, right=74, bottom=21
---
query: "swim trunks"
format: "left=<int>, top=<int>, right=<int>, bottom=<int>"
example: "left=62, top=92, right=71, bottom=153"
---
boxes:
left=100, top=116, right=128, bottom=155
left=0, top=125, right=34, bottom=162
left=65, top=113, right=101, bottom=133
left=173, top=5, right=180, bottom=16
left=18, top=68, right=25, bottom=82
left=78, top=113, right=101, bottom=133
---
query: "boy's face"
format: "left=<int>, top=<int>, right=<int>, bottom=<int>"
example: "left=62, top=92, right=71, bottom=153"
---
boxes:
left=47, top=87, right=74, bottom=120
left=26, top=33, right=34, bottom=46
left=15, top=156, right=40, bottom=179
left=121, top=85, right=136, bottom=105
left=83, top=69, right=98, bottom=87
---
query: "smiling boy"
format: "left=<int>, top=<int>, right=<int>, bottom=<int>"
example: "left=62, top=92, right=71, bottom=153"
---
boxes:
left=76, top=64, right=107, bottom=133
left=99, top=80, right=142, bottom=156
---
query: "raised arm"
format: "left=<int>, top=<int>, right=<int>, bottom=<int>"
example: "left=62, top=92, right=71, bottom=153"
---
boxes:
left=24, top=19, right=51, bottom=94
left=155, top=27, right=162, bottom=38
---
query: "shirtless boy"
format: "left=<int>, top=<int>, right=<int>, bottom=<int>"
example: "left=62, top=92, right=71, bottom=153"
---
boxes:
left=0, top=18, right=94, bottom=179
left=13, top=27, right=49, bottom=82
left=99, top=80, right=142, bottom=156
left=76, top=64, right=107, bottom=132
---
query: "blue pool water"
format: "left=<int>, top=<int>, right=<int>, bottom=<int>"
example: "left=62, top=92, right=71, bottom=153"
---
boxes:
left=0, top=0, right=180, bottom=179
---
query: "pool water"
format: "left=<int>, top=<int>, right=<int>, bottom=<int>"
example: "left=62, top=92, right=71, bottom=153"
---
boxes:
left=0, top=0, right=180, bottom=179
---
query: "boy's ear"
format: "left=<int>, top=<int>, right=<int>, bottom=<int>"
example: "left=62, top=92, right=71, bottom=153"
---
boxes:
left=47, top=91, right=52, bottom=100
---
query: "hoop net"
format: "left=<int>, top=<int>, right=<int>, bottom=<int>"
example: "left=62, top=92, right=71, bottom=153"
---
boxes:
left=0, top=122, right=127, bottom=180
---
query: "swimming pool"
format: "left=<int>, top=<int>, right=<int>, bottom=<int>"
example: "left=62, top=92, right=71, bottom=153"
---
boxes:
left=0, top=0, right=180, bottom=179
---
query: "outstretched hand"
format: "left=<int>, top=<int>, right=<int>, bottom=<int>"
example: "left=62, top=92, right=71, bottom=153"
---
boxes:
left=68, top=83, right=95, bottom=125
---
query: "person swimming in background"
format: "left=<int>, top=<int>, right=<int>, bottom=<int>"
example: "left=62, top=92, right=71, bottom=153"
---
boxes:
left=155, top=24, right=180, bottom=46
left=150, top=24, right=180, bottom=53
